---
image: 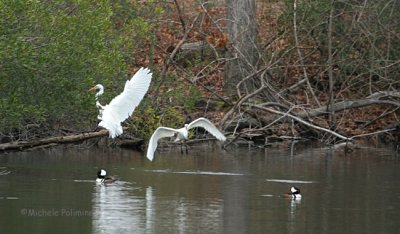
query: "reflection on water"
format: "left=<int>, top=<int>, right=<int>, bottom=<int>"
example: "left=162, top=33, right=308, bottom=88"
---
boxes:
left=92, top=181, right=142, bottom=233
left=287, top=199, right=302, bottom=234
left=91, top=178, right=224, bottom=233
left=0, top=145, right=400, bottom=233
left=0, top=167, right=11, bottom=175
left=145, top=186, right=154, bottom=232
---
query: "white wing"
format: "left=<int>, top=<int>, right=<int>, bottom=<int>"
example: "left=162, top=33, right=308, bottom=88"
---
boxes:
left=146, top=127, right=179, bottom=161
left=187, top=117, right=226, bottom=141
left=99, top=67, right=152, bottom=138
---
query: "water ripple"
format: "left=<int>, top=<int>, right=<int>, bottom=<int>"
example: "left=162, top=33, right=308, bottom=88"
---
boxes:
left=0, top=169, right=11, bottom=176
left=144, top=169, right=245, bottom=176
left=266, top=179, right=317, bottom=184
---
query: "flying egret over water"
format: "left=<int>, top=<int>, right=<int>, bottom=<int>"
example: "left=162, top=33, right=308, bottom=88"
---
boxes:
left=89, top=67, right=152, bottom=138
left=146, top=117, right=226, bottom=161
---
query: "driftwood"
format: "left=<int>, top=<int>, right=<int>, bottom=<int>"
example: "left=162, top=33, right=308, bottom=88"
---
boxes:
left=221, top=90, right=400, bottom=143
left=296, top=98, right=400, bottom=119
left=0, top=130, right=110, bottom=151
left=250, top=104, right=350, bottom=141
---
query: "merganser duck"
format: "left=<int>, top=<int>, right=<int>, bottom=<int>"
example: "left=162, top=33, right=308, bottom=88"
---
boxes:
left=284, top=186, right=302, bottom=199
left=96, top=169, right=116, bottom=184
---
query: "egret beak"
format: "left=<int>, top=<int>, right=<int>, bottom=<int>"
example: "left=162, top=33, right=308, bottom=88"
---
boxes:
left=88, top=86, right=97, bottom=92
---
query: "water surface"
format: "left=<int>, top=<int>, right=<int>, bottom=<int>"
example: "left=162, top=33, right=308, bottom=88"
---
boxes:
left=0, top=144, right=399, bottom=233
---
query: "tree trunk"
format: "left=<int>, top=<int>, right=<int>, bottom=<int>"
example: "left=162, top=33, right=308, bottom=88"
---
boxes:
left=224, top=0, right=258, bottom=96
left=327, top=0, right=336, bottom=129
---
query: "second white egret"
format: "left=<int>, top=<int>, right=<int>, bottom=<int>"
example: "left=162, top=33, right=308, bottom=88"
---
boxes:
left=146, top=117, right=226, bottom=161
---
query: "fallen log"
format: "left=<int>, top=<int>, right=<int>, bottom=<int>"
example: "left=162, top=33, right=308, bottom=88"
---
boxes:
left=0, top=130, right=110, bottom=151
left=296, top=98, right=400, bottom=119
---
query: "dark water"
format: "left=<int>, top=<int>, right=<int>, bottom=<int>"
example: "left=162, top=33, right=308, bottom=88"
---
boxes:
left=0, top=144, right=400, bottom=233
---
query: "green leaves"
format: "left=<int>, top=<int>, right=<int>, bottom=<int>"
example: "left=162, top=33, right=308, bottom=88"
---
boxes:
left=0, top=0, right=144, bottom=134
left=129, top=106, right=184, bottom=141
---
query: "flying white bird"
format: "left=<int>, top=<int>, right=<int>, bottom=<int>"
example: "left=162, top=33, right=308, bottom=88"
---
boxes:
left=89, top=67, right=152, bottom=138
left=146, top=117, right=226, bottom=161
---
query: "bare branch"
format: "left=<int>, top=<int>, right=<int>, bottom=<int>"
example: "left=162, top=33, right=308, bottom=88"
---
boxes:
left=296, top=97, right=400, bottom=119
left=350, top=128, right=396, bottom=140
left=293, top=0, right=321, bottom=107
left=249, top=104, right=351, bottom=141
left=153, top=13, right=201, bottom=97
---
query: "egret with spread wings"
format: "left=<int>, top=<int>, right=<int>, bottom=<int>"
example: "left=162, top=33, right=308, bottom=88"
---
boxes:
left=146, top=117, right=226, bottom=161
left=89, top=67, right=152, bottom=138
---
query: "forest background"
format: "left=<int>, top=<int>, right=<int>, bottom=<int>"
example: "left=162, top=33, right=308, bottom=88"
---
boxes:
left=1, top=0, right=399, bottom=149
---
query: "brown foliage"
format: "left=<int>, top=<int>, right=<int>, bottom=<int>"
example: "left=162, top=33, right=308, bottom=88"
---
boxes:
left=130, top=0, right=399, bottom=143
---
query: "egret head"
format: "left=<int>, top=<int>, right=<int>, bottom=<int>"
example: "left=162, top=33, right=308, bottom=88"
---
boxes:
left=89, top=84, right=104, bottom=97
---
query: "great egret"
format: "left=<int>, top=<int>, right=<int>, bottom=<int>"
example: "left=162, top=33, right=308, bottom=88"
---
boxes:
left=89, top=67, right=152, bottom=138
left=146, top=117, right=226, bottom=161
left=283, top=186, right=302, bottom=199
